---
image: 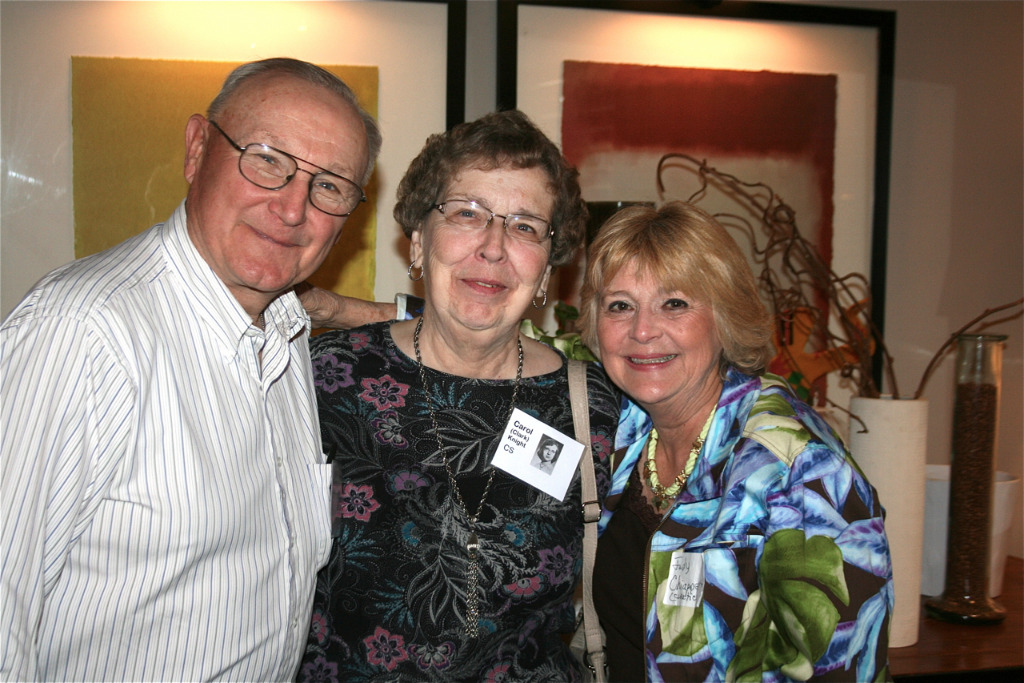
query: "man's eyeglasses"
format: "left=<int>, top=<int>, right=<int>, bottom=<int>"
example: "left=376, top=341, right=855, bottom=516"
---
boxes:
left=208, top=120, right=366, bottom=217
left=434, top=199, right=553, bottom=245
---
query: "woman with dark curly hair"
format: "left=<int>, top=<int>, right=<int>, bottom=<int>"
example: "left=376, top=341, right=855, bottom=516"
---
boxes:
left=296, top=110, right=620, bottom=681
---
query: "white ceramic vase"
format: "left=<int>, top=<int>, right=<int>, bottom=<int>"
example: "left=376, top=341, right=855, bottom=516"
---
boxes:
left=848, top=396, right=929, bottom=648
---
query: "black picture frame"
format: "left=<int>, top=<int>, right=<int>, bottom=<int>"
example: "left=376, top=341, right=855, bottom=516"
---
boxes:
left=496, top=0, right=895, bottom=351
left=414, top=0, right=468, bottom=129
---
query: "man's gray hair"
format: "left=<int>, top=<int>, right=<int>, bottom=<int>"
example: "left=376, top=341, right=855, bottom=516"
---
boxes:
left=207, top=57, right=382, bottom=185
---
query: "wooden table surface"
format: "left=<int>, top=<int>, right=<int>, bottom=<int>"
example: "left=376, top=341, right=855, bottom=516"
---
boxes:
left=890, top=556, right=1023, bottom=679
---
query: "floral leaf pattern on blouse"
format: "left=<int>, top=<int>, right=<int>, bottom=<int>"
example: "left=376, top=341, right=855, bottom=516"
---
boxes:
left=299, top=322, right=620, bottom=682
left=599, top=370, right=894, bottom=682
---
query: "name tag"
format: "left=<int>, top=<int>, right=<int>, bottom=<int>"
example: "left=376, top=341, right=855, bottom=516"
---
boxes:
left=664, top=549, right=704, bottom=607
left=490, top=408, right=585, bottom=501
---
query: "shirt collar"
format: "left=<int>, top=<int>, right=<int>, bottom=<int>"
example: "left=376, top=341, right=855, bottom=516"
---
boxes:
left=162, top=201, right=310, bottom=346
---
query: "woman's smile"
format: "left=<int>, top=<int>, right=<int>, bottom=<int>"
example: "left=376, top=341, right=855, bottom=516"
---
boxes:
left=626, top=354, right=679, bottom=366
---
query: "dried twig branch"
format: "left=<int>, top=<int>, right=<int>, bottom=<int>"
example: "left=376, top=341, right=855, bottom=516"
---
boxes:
left=657, top=153, right=894, bottom=400
left=912, top=298, right=1024, bottom=400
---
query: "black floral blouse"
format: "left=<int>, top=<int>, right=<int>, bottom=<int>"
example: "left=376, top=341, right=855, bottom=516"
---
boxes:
left=297, top=322, right=620, bottom=682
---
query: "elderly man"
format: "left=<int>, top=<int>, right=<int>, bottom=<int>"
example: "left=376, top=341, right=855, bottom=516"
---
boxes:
left=1, top=58, right=381, bottom=681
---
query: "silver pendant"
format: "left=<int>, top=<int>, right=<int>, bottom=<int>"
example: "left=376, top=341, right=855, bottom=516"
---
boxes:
left=465, top=532, right=480, bottom=637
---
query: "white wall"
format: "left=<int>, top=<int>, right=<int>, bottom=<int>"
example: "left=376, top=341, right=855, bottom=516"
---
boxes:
left=807, top=0, right=1023, bottom=558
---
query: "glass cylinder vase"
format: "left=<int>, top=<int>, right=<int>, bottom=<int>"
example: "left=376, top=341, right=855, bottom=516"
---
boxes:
left=925, top=334, right=1007, bottom=623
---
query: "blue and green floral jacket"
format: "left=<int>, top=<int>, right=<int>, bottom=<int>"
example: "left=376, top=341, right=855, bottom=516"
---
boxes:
left=601, top=370, right=894, bottom=682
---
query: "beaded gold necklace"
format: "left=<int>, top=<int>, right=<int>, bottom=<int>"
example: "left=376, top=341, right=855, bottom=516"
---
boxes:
left=644, top=407, right=715, bottom=508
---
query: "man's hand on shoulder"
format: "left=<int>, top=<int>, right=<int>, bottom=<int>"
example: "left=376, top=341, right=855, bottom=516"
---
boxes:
left=296, top=282, right=397, bottom=330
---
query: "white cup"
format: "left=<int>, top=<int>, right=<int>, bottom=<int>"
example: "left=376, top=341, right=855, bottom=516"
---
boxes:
left=922, top=464, right=1021, bottom=597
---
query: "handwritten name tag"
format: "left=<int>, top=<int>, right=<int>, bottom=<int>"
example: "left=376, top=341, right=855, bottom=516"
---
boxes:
left=664, top=549, right=705, bottom=607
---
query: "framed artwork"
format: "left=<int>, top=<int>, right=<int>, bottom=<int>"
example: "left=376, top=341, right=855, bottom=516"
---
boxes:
left=1, top=0, right=465, bottom=312
left=496, top=0, right=896, bottom=348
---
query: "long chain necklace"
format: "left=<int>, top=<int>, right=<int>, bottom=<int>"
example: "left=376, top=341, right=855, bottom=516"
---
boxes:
left=413, top=316, right=523, bottom=637
left=644, top=407, right=715, bottom=508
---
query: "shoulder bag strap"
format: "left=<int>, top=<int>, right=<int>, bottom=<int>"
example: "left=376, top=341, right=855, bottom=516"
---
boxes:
left=568, top=359, right=607, bottom=682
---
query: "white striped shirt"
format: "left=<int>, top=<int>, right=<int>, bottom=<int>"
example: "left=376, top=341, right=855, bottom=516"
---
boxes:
left=1, top=202, right=332, bottom=681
